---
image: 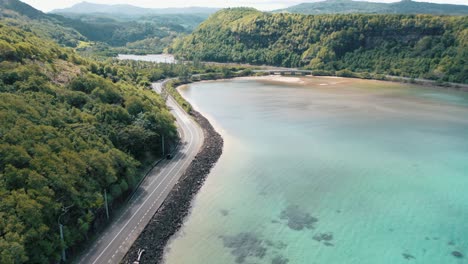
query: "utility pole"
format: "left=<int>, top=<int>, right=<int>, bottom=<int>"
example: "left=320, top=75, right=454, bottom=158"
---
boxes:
left=162, top=134, right=165, bottom=156
left=59, top=224, right=66, bottom=262
left=104, top=189, right=109, bottom=220
left=57, top=204, right=73, bottom=263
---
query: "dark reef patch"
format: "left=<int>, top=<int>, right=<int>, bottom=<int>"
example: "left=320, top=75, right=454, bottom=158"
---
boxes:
left=452, top=251, right=464, bottom=258
left=280, top=205, right=318, bottom=231
left=265, top=240, right=287, bottom=250
left=272, top=255, right=289, bottom=264
left=402, top=253, right=415, bottom=260
left=313, top=232, right=335, bottom=246
left=221, top=233, right=267, bottom=263
left=313, top=232, right=333, bottom=242
left=220, top=209, right=229, bottom=216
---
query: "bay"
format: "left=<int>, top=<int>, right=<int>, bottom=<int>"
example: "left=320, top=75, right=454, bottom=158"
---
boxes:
left=163, top=76, right=468, bottom=264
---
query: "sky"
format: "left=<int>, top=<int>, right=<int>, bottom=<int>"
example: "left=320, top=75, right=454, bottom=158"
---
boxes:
left=20, top=0, right=468, bottom=12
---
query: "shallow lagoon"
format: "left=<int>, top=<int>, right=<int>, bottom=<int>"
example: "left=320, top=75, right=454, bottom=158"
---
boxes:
left=163, top=77, right=468, bottom=264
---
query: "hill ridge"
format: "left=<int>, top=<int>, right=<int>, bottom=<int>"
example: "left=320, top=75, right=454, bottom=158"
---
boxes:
left=51, top=1, right=220, bottom=15
left=171, top=8, right=468, bottom=83
left=275, top=0, right=468, bottom=15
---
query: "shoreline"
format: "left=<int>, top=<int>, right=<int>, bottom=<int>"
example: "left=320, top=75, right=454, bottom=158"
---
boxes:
left=177, top=85, right=229, bottom=137
left=122, top=109, right=223, bottom=264
left=191, top=71, right=468, bottom=93
left=239, top=75, right=468, bottom=92
left=112, top=54, right=468, bottom=90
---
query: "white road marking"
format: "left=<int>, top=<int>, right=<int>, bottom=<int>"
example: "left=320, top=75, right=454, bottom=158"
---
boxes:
left=86, top=82, right=202, bottom=264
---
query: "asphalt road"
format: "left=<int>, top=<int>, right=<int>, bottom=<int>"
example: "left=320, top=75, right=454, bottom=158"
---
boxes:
left=77, top=82, right=204, bottom=264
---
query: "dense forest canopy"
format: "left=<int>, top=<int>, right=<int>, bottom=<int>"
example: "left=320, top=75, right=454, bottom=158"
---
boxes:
left=171, top=8, right=468, bottom=83
left=57, top=12, right=208, bottom=54
left=275, top=0, right=468, bottom=16
left=0, top=22, right=182, bottom=263
left=0, top=9, right=250, bottom=260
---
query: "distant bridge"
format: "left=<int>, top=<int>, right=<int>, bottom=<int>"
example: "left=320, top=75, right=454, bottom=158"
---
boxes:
left=253, top=69, right=312, bottom=76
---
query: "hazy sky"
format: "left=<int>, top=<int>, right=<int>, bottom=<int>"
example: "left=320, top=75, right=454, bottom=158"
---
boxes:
left=21, top=0, right=468, bottom=12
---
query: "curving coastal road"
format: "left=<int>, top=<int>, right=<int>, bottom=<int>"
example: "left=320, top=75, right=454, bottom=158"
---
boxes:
left=77, top=82, right=204, bottom=264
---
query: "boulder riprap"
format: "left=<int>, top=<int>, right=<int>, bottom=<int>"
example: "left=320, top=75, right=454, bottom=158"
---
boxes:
left=123, top=110, right=223, bottom=264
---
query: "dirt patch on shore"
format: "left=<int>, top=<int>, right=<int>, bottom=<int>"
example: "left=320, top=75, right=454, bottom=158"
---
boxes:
left=122, top=109, right=223, bottom=264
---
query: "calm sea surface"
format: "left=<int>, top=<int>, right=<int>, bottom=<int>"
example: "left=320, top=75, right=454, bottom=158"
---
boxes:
left=163, top=77, right=468, bottom=264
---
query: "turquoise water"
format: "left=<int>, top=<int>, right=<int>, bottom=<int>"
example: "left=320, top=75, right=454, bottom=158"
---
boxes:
left=163, top=77, right=468, bottom=264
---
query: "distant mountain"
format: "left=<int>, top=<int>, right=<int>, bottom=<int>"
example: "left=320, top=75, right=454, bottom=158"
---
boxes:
left=0, top=0, right=47, bottom=19
left=52, top=2, right=219, bottom=16
left=275, top=0, right=468, bottom=15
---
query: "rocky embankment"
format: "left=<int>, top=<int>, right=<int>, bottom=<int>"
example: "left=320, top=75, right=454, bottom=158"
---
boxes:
left=122, top=110, right=223, bottom=264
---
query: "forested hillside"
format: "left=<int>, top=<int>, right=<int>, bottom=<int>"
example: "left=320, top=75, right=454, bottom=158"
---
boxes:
left=276, top=0, right=468, bottom=16
left=0, top=0, right=207, bottom=54
left=171, top=8, right=468, bottom=83
left=0, top=23, right=181, bottom=263
left=57, top=13, right=207, bottom=54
